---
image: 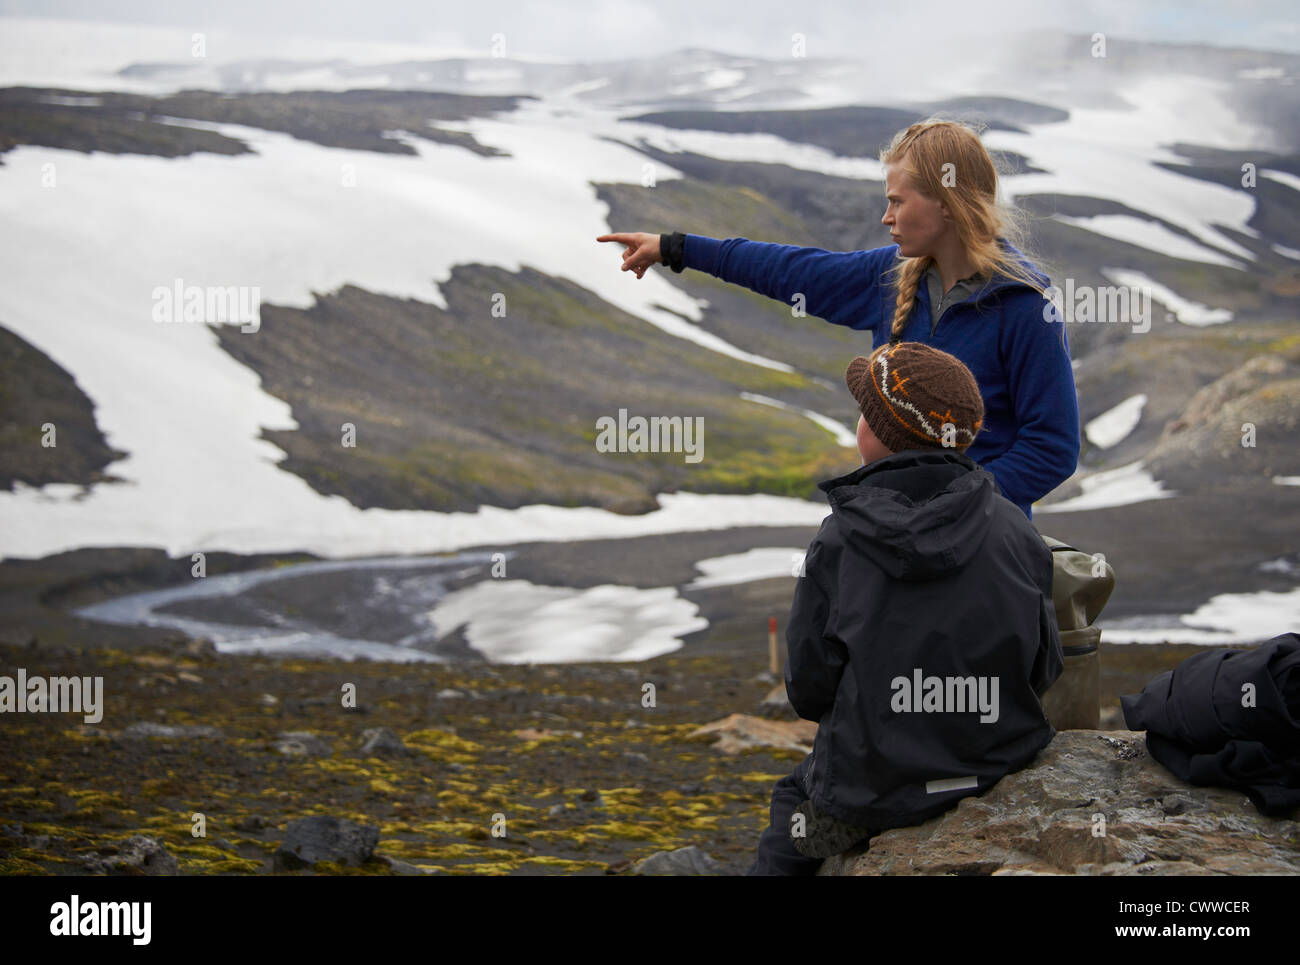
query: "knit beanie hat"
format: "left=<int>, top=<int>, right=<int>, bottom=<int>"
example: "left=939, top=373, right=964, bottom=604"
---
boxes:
left=845, top=343, right=984, bottom=453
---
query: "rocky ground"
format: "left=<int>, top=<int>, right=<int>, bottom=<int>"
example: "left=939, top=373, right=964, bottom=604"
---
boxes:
left=0, top=535, right=1236, bottom=877
left=0, top=634, right=808, bottom=875
left=1, top=628, right=1218, bottom=877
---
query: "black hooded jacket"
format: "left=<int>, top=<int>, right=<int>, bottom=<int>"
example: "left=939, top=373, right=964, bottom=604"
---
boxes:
left=1121, top=634, right=1300, bottom=816
left=786, top=449, right=1063, bottom=829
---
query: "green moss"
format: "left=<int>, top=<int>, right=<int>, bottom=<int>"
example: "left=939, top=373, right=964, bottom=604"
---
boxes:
left=581, top=820, right=662, bottom=841
left=0, top=857, right=48, bottom=874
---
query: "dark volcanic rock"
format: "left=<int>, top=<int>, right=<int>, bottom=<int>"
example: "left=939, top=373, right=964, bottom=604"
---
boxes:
left=274, top=816, right=380, bottom=871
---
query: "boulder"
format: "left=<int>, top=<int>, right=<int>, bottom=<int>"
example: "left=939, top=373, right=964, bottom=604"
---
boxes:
left=818, top=730, right=1300, bottom=875
left=688, top=713, right=816, bottom=754
left=84, top=835, right=179, bottom=876
left=274, top=816, right=379, bottom=871
left=632, top=845, right=724, bottom=875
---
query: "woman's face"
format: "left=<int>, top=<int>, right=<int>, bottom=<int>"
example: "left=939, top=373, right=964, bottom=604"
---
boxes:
left=881, top=164, right=950, bottom=257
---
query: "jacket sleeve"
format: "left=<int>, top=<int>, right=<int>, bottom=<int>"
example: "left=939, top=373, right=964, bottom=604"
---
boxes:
left=682, top=234, right=886, bottom=331
left=1026, top=535, right=1064, bottom=698
left=784, top=533, right=848, bottom=722
left=982, top=299, right=1081, bottom=509
left=1030, top=592, right=1065, bottom=699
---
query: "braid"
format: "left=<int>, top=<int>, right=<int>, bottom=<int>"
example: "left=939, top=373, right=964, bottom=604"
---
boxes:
left=886, top=255, right=932, bottom=344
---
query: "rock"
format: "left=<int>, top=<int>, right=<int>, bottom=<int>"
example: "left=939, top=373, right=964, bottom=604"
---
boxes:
left=184, top=637, right=217, bottom=657
left=234, top=815, right=269, bottom=832
left=118, top=722, right=222, bottom=740
left=758, top=683, right=797, bottom=720
left=258, top=693, right=279, bottom=707
left=2, top=822, right=50, bottom=850
left=547, top=803, right=567, bottom=817
left=273, top=816, right=379, bottom=871
left=688, top=713, right=817, bottom=754
left=818, top=730, right=1300, bottom=876
left=273, top=731, right=332, bottom=757
left=436, top=688, right=466, bottom=699
left=632, top=845, right=723, bottom=875
left=83, top=835, right=179, bottom=876
left=359, top=727, right=409, bottom=757
left=514, top=727, right=557, bottom=740
left=381, top=854, right=440, bottom=875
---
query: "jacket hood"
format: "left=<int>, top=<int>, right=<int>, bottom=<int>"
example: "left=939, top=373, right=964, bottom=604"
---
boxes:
left=818, top=449, right=997, bottom=580
left=976, top=237, right=1050, bottom=299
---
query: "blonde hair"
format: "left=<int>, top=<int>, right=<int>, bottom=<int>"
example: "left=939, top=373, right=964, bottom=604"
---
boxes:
left=879, top=117, right=1056, bottom=343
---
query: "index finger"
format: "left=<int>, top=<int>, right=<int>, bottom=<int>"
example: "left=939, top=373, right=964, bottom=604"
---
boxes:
left=596, top=233, right=635, bottom=244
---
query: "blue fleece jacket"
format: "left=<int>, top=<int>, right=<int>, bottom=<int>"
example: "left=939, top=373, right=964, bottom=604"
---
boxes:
left=681, top=235, right=1080, bottom=518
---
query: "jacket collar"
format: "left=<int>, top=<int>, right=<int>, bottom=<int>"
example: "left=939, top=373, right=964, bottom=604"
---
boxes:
left=818, top=448, right=979, bottom=497
left=899, top=236, right=1049, bottom=305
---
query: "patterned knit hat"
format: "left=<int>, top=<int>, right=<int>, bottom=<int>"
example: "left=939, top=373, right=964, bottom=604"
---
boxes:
left=845, top=343, right=984, bottom=453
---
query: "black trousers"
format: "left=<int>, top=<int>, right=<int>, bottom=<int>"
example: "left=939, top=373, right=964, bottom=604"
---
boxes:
left=747, top=754, right=825, bottom=876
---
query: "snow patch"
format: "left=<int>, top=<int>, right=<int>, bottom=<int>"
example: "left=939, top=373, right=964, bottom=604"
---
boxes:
left=740, top=393, right=857, bottom=447
left=686, top=547, right=806, bottom=589
left=1085, top=394, right=1147, bottom=449
left=1036, top=461, right=1174, bottom=513
left=428, top=580, right=706, bottom=663
left=1100, top=587, right=1300, bottom=645
left=1099, top=268, right=1234, bottom=326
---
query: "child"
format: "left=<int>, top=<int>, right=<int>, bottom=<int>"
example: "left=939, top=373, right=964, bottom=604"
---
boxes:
left=748, top=342, right=1064, bottom=875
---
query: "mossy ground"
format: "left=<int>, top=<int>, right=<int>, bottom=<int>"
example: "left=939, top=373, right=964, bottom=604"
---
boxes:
left=0, top=643, right=808, bottom=875
left=0, top=636, right=1201, bottom=876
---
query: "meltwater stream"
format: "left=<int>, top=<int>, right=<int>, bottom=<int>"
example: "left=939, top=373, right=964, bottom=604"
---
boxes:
left=75, top=553, right=502, bottom=663
left=73, top=551, right=711, bottom=663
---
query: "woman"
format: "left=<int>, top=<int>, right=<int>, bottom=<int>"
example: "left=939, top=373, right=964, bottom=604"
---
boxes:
left=597, top=119, right=1080, bottom=518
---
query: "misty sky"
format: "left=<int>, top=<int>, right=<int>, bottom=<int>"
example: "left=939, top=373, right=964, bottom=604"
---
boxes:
left=1, top=0, right=1297, bottom=59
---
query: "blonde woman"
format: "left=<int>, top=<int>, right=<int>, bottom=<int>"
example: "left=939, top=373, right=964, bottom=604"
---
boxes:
left=598, top=119, right=1080, bottom=517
